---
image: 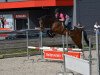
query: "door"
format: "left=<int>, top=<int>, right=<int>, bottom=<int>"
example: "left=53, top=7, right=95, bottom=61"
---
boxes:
left=16, top=19, right=28, bottom=30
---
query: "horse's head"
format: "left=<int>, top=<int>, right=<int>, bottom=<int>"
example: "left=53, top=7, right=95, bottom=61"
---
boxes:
left=39, top=15, right=54, bottom=28
left=39, top=15, right=56, bottom=37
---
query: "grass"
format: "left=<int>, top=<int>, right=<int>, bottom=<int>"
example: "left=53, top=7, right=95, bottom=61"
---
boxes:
left=0, top=49, right=41, bottom=59
left=0, top=44, right=96, bottom=59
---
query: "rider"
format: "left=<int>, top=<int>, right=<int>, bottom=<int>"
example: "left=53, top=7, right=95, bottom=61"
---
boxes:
left=55, top=8, right=72, bottom=30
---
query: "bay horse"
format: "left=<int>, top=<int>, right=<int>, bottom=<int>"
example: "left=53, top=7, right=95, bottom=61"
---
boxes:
left=39, top=15, right=90, bottom=49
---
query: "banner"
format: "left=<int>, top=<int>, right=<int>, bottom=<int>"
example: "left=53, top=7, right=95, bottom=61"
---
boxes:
left=43, top=50, right=81, bottom=60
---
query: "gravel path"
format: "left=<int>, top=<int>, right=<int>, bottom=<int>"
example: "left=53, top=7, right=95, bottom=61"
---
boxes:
left=0, top=50, right=98, bottom=75
left=0, top=56, right=63, bottom=75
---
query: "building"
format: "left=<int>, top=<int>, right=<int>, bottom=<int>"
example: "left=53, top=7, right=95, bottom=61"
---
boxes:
left=0, top=0, right=99, bottom=32
left=0, top=0, right=73, bottom=30
left=77, top=0, right=100, bottom=31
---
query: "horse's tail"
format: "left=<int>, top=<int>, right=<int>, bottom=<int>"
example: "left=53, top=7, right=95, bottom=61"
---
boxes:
left=83, top=30, right=93, bottom=48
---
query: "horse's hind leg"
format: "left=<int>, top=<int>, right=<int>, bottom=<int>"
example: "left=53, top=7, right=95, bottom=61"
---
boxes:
left=83, top=30, right=93, bottom=48
left=69, top=33, right=82, bottom=48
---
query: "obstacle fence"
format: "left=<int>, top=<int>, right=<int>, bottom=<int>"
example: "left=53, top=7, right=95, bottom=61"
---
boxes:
left=27, top=29, right=93, bottom=75
left=28, top=29, right=99, bottom=75
left=28, top=32, right=83, bottom=59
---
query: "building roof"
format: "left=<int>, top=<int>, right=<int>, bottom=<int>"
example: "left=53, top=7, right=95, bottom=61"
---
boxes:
left=0, top=0, right=73, bottom=9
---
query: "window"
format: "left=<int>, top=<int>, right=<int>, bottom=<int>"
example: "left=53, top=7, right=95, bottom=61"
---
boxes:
left=0, top=14, right=14, bottom=30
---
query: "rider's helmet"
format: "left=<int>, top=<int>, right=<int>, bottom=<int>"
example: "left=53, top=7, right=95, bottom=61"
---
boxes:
left=55, top=8, right=61, bottom=13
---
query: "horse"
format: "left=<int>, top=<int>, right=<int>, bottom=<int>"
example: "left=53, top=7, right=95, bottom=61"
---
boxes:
left=38, top=15, right=90, bottom=49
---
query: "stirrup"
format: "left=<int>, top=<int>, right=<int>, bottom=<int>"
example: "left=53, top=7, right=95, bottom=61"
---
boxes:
left=70, top=29, right=74, bottom=30
left=69, top=27, right=74, bottom=30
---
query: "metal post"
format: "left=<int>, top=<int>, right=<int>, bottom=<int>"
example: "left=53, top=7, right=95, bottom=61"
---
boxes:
left=26, top=30, right=29, bottom=59
left=62, top=35, right=66, bottom=74
left=27, top=17, right=30, bottom=29
left=73, top=0, right=77, bottom=27
left=82, top=31, right=85, bottom=59
left=40, top=31, right=43, bottom=59
left=96, top=28, right=100, bottom=75
left=14, top=19, right=16, bottom=30
left=82, top=31, right=84, bottom=48
left=66, top=32, right=68, bottom=51
left=89, top=38, right=92, bottom=75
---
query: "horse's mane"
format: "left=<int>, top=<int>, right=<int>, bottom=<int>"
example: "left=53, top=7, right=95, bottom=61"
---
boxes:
left=39, top=15, right=55, bottom=21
